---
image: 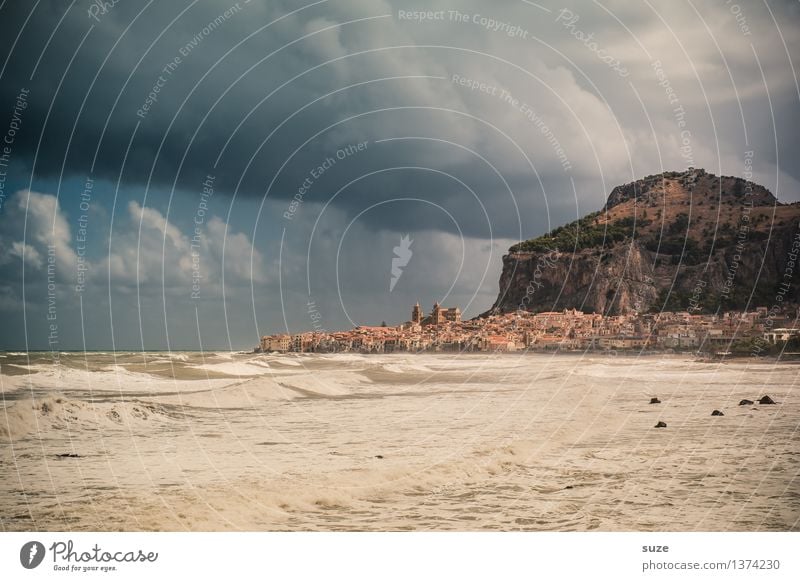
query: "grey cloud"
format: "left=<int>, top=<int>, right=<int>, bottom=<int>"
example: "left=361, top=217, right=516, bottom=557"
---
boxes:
left=3, top=0, right=796, bottom=239
left=0, top=188, right=267, bottom=348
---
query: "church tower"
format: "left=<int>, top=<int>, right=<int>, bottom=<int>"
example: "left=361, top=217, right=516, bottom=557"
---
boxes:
left=412, top=302, right=423, bottom=324
left=431, top=301, right=442, bottom=325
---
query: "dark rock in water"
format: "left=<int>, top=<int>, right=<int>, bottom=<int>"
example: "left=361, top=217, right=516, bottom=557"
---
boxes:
left=739, top=399, right=754, bottom=406
left=56, top=453, right=80, bottom=458
left=650, top=397, right=661, bottom=404
left=711, top=410, right=724, bottom=416
left=654, top=421, right=667, bottom=428
left=758, top=395, right=776, bottom=404
left=375, top=455, right=384, bottom=459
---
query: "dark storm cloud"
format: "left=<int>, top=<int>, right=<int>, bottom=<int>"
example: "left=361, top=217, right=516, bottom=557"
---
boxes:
left=1, top=0, right=542, bottom=238
left=4, top=1, right=799, bottom=240
left=7, top=0, right=798, bottom=243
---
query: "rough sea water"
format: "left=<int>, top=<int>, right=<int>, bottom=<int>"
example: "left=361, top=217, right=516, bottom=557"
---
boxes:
left=1, top=351, right=798, bottom=531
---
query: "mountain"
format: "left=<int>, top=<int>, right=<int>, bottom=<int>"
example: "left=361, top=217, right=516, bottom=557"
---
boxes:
left=488, top=168, right=800, bottom=315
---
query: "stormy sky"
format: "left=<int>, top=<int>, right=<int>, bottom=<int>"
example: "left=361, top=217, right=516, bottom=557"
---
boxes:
left=0, top=0, right=798, bottom=350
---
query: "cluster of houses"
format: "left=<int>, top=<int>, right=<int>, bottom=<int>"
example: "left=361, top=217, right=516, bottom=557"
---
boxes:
left=258, top=302, right=800, bottom=354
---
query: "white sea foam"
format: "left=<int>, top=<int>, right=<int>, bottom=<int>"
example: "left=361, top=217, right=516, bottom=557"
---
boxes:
left=277, top=370, right=371, bottom=397
left=381, top=362, right=433, bottom=374
left=268, top=357, right=302, bottom=366
left=1, top=353, right=797, bottom=531
left=194, top=362, right=272, bottom=377
left=0, top=394, right=177, bottom=440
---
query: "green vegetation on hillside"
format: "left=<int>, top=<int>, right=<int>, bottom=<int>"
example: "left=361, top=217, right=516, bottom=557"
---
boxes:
left=510, top=214, right=651, bottom=253
left=644, top=237, right=704, bottom=265
left=515, top=207, right=766, bottom=269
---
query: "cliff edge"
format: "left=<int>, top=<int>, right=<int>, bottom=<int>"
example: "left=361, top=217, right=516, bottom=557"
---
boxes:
left=488, top=169, right=800, bottom=315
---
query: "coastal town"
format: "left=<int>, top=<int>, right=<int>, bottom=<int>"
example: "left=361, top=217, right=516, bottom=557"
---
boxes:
left=258, top=301, right=800, bottom=356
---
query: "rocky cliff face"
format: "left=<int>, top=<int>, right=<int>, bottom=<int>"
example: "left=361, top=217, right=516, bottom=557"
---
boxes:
left=488, top=169, right=800, bottom=315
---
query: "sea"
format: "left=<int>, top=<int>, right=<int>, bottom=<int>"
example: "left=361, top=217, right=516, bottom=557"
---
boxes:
left=1, top=351, right=798, bottom=531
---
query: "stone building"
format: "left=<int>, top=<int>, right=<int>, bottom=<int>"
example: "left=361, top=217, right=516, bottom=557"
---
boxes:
left=412, top=302, right=423, bottom=324
left=429, top=301, right=461, bottom=325
left=260, top=334, right=291, bottom=352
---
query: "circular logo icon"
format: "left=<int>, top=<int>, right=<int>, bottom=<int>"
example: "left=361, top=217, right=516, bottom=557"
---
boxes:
left=20, top=541, right=45, bottom=569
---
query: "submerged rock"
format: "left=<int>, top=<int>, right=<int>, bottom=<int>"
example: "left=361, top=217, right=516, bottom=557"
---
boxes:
left=650, top=397, right=661, bottom=404
left=758, top=395, right=776, bottom=405
left=739, top=399, right=754, bottom=406
left=654, top=421, right=667, bottom=428
left=711, top=410, right=724, bottom=416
